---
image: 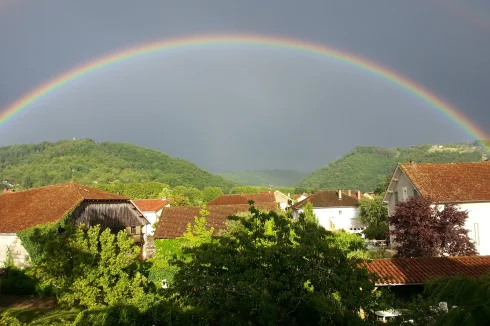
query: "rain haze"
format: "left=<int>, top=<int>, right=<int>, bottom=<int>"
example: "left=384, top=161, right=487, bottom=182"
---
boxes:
left=0, top=0, right=489, bottom=173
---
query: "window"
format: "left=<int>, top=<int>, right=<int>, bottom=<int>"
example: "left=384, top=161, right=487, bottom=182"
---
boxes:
left=474, top=223, right=480, bottom=245
left=394, top=191, right=399, bottom=204
left=130, top=226, right=137, bottom=234
left=402, top=187, right=408, bottom=201
left=338, top=210, right=342, bottom=215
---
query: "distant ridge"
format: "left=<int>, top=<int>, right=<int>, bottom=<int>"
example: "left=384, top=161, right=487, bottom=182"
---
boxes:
left=297, top=142, right=487, bottom=192
left=218, top=170, right=309, bottom=188
left=0, top=139, right=237, bottom=191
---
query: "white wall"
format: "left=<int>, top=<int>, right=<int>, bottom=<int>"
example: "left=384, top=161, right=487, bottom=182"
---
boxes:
left=457, top=202, right=490, bottom=255
left=293, top=207, right=364, bottom=234
left=0, top=234, right=30, bottom=267
left=141, top=209, right=162, bottom=236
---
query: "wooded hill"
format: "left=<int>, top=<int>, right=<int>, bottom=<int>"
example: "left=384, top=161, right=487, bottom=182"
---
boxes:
left=218, top=170, right=309, bottom=188
left=297, top=142, right=487, bottom=192
left=0, top=139, right=237, bottom=191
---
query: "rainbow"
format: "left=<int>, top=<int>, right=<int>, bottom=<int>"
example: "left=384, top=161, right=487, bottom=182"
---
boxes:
left=1, top=34, right=489, bottom=144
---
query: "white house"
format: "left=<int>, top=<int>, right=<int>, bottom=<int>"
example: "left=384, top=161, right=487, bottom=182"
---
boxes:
left=291, top=190, right=366, bottom=235
left=383, top=161, right=490, bottom=255
left=132, top=198, right=170, bottom=236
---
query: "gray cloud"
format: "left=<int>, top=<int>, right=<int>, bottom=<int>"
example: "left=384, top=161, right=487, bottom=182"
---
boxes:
left=0, top=0, right=489, bottom=172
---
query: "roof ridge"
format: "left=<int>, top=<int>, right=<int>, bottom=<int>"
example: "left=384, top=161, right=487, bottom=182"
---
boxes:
left=5, top=182, right=72, bottom=194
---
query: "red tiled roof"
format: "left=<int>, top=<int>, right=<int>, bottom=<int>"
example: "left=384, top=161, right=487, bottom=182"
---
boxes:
left=292, top=190, right=359, bottom=209
left=208, top=194, right=249, bottom=205
left=132, top=199, right=169, bottom=212
left=400, top=162, right=490, bottom=203
left=208, top=192, right=277, bottom=205
left=0, top=182, right=128, bottom=233
left=366, top=256, right=490, bottom=285
left=154, top=203, right=278, bottom=239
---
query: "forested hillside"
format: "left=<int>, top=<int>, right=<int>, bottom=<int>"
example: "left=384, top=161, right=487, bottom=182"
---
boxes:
left=297, top=143, right=486, bottom=192
left=218, top=170, right=309, bottom=187
left=0, top=139, right=237, bottom=190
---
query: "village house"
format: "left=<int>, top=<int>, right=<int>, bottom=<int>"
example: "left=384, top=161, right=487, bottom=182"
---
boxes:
left=132, top=198, right=170, bottom=237
left=208, top=190, right=291, bottom=210
left=154, top=203, right=279, bottom=239
left=383, top=161, right=490, bottom=255
left=0, top=182, right=149, bottom=266
left=290, top=190, right=366, bottom=235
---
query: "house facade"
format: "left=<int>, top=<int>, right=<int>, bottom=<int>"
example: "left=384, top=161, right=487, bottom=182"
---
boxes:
left=291, top=190, right=365, bottom=235
left=132, top=199, right=170, bottom=236
left=383, top=162, right=490, bottom=255
left=0, top=182, right=149, bottom=266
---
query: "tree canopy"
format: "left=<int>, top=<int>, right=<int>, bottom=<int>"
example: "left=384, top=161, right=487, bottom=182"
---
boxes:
left=169, top=205, right=383, bottom=325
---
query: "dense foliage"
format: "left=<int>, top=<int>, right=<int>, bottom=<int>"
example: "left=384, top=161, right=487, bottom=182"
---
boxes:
left=169, top=205, right=384, bottom=325
left=218, top=169, right=309, bottom=187
left=297, top=144, right=484, bottom=192
left=19, top=223, right=154, bottom=310
left=0, top=139, right=236, bottom=191
left=358, top=196, right=389, bottom=240
left=389, top=196, right=477, bottom=258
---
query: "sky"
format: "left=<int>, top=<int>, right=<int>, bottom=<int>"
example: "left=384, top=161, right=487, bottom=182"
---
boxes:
left=0, top=0, right=489, bottom=173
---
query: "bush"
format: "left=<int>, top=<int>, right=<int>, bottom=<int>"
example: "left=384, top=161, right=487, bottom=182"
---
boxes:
left=73, top=302, right=211, bottom=326
left=0, top=267, right=37, bottom=295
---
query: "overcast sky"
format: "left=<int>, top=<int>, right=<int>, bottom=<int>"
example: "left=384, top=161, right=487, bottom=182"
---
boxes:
left=0, top=0, right=489, bottom=172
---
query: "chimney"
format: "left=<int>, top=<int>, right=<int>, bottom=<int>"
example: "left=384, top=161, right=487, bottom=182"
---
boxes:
left=357, top=190, right=361, bottom=199
left=338, top=190, right=342, bottom=200
left=409, top=160, right=414, bottom=165
left=348, top=190, right=351, bottom=197
left=3, top=188, right=8, bottom=193
left=162, top=196, right=167, bottom=200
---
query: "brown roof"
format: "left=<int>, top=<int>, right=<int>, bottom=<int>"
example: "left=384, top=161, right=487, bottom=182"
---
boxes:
left=154, top=203, right=278, bottom=239
left=366, top=256, right=490, bottom=285
left=208, top=192, right=277, bottom=205
left=0, top=182, right=128, bottom=233
left=292, top=190, right=359, bottom=209
left=400, top=162, right=490, bottom=203
left=132, top=199, right=169, bottom=212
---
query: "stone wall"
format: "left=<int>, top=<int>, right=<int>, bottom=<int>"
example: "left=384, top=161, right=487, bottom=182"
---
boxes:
left=0, top=234, right=30, bottom=267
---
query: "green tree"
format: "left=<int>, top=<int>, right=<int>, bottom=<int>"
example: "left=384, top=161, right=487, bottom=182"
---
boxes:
left=202, top=187, right=224, bottom=202
left=302, top=201, right=318, bottom=226
left=402, top=272, right=490, bottom=325
left=358, top=195, right=389, bottom=240
left=170, top=205, right=383, bottom=325
left=22, top=224, right=153, bottom=310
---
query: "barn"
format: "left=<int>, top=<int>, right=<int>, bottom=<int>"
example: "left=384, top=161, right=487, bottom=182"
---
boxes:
left=0, top=182, right=149, bottom=266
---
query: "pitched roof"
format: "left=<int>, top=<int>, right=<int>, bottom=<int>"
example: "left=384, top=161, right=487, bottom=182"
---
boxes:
left=0, top=182, right=128, bottom=233
left=294, top=193, right=312, bottom=200
left=399, top=161, right=490, bottom=203
left=132, top=199, right=169, bottom=212
left=292, top=190, right=359, bottom=209
left=154, top=203, right=278, bottom=239
left=366, top=256, right=490, bottom=286
left=208, top=192, right=277, bottom=206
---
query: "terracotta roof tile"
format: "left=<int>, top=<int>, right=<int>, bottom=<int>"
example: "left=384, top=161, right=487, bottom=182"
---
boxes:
left=365, top=256, right=490, bottom=285
left=154, top=203, right=278, bottom=239
left=132, top=199, right=169, bottom=212
left=208, top=193, right=277, bottom=206
left=400, top=162, right=490, bottom=203
left=292, top=190, right=359, bottom=209
left=0, top=182, right=127, bottom=233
